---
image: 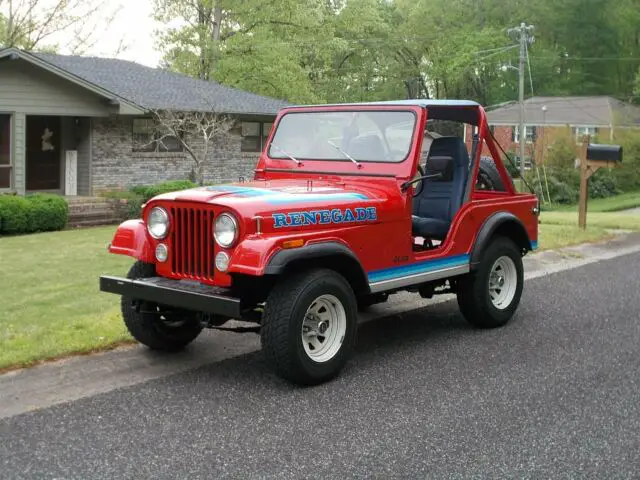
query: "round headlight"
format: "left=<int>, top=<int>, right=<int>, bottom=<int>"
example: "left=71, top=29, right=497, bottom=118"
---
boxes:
left=155, top=243, right=168, bottom=262
left=214, top=213, right=238, bottom=248
left=215, top=251, right=230, bottom=272
left=147, top=207, right=169, bottom=239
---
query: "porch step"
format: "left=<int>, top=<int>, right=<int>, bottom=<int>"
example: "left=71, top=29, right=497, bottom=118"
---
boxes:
left=65, top=196, right=129, bottom=228
left=68, top=218, right=121, bottom=228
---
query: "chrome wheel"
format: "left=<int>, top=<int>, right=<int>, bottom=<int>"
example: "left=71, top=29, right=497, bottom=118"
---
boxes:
left=301, top=294, right=347, bottom=363
left=489, top=256, right=518, bottom=309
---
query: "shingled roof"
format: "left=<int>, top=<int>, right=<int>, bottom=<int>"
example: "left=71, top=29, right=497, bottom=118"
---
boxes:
left=487, top=96, right=640, bottom=127
left=0, top=47, right=290, bottom=115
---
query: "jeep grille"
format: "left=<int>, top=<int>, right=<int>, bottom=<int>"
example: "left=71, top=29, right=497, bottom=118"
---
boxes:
left=169, top=206, right=215, bottom=280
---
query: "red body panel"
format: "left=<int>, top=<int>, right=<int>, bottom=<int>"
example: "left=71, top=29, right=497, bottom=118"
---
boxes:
left=107, top=102, right=539, bottom=291
left=107, top=220, right=155, bottom=263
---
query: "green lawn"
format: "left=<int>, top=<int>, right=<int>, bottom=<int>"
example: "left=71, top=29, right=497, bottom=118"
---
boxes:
left=0, top=226, right=133, bottom=370
left=543, top=191, right=640, bottom=213
left=541, top=211, right=640, bottom=231
left=538, top=224, right=614, bottom=251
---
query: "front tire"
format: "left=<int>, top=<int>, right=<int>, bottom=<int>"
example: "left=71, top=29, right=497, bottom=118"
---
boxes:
left=121, top=261, right=203, bottom=351
left=456, top=237, right=524, bottom=328
left=261, top=269, right=358, bottom=386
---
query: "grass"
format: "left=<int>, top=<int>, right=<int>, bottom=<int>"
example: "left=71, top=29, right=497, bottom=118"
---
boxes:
left=0, top=226, right=133, bottom=370
left=538, top=224, right=614, bottom=251
left=535, top=210, right=640, bottom=251
left=543, top=191, right=640, bottom=213
left=541, top=211, right=640, bottom=231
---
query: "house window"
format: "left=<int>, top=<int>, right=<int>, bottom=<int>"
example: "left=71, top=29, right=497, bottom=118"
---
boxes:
left=132, top=118, right=183, bottom=153
left=512, top=125, right=536, bottom=143
left=0, top=114, right=11, bottom=189
left=241, top=121, right=272, bottom=152
left=574, top=126, right=597, bottom=143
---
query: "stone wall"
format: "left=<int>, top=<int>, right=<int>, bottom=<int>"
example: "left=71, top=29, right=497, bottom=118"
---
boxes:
left=90, top=116, right=261, bottom=194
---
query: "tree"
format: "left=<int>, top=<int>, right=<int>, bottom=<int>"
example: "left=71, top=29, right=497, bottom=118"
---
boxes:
left=138, top=109, right=235, bottom=186
left=0, top=0, right=123, bottom=54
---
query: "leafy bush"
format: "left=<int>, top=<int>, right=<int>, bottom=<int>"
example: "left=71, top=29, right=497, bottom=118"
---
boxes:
left=545, top=133, right=579, bottom=169
left=0, top=193, right=68, bottom=235
left=27, top=194, right=69, bottom=231
left=102, top=180, right=199, bottom=220
left=131, top=180, right=198, bottom=202
left=527, top=166, right=620, bottom=205
left=0, top=195, right=30, bottom=234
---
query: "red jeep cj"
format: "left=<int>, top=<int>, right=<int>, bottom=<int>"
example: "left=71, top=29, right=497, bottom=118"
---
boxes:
left=100, top=100, right=539, bottom=385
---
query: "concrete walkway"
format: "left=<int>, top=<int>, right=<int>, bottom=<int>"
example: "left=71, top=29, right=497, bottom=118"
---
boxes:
left=621, top=207, right=640, bottom=215
left=2, top=232, right=640, bottom=420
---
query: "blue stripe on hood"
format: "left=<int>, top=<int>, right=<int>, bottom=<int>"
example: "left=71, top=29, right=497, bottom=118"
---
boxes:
left=205, top=186, right=368, bottom=204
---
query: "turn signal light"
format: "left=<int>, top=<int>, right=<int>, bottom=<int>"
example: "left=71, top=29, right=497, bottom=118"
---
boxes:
left=282, top=239, right=305, bottom=249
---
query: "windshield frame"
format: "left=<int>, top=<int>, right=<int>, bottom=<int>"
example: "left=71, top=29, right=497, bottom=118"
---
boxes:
left=264, top=108, right=419, bottom=165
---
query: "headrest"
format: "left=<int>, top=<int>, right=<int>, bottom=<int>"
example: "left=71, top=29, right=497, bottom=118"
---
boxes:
left=425, top=155, right=453, bottom=181
left=428, top=136, right=469, bottom=166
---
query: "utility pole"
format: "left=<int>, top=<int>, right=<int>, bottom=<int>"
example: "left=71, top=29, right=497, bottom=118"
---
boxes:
left=508, top=23, right=535, bottom=180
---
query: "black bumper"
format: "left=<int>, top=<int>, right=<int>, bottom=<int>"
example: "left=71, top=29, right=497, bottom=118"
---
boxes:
left=99, top=275, right=242, bottom=319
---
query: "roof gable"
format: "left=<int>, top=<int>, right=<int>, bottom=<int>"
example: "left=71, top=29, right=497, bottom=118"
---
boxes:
left=486, top=96, right=640, bottom=127
left=0, top=47, right=290, bottom=116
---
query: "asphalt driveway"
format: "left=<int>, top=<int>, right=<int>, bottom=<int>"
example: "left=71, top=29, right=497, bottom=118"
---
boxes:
left=1, top=251, right=639, bottom=479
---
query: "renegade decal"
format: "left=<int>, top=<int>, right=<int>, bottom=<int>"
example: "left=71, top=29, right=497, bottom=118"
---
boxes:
left=272, top=207, right=377, bottom=228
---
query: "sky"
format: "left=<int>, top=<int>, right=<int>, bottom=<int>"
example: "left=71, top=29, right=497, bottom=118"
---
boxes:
left=0, top=0, right=166, bottom=67
left=87, top=0, right=164, bottom=67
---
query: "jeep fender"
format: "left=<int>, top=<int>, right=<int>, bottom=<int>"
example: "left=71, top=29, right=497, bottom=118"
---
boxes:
left=264, top=241, right=370, bottom=295
left=470, top=212, right=532, bottom=270
left=107, top=219, right=155, bottom=263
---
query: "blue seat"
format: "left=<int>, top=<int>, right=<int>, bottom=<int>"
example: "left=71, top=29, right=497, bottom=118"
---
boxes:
left=412, top=136, right=470, bottom=240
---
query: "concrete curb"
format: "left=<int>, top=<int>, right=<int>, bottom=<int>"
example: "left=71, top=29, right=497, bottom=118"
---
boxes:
left=2, top=232, right=640, bottom=420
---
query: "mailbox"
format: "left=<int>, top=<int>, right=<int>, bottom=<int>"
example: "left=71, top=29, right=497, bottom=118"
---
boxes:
left=586, top=144, right=623, bottom=163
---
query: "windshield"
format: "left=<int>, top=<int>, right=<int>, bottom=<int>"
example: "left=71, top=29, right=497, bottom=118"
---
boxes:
left=267, top=110, right=416, bottom=163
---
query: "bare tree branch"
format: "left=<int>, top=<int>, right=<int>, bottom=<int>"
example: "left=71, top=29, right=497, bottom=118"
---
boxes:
left=1, top=0, right=124, bottom=54
left=133, top=108, right=236, bottom=185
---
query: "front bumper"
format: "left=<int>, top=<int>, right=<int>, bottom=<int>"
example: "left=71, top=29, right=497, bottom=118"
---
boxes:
left=99, top=275, right=242, bottom=319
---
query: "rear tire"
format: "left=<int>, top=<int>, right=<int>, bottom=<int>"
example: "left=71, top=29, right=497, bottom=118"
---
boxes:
left=261, top=269, right=358, bottom=386
left=456, top=237, right=524, bottom=328
left=121, top=261, right=203, bottom=351
left=477, top=156, right=514, bottom=192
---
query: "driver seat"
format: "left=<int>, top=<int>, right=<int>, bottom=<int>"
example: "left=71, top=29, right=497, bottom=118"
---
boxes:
left=411, top=136, right=470, bottom=240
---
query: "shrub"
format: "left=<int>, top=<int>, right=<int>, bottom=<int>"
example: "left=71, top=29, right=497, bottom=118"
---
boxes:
left=26, top=194, right=69, bottom=231
left=545, top=133, right=578, bottom=169
left=0, top=193, right=68, bottom=235
left=0, top=195, right=30, bottom=234
left=131, top=180, right=198, bottom=202
left=100, top=180, right=199, bottom=221
left=527, top=166, right=621, bottom=205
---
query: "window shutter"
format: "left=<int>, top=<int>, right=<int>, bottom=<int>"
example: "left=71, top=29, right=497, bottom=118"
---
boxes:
left=511, top=127, right=516, bottom=142
left=531, top=126, right=537, bottom=143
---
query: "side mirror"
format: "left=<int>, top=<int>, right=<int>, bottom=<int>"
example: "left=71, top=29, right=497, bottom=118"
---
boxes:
left=587, top=144, right=623, bottom=163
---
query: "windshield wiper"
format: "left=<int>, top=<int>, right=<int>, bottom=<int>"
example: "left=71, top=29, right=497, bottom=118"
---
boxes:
left=328, top=140, right=362, bottom=169
left=271, top=144, right=302, bottom=166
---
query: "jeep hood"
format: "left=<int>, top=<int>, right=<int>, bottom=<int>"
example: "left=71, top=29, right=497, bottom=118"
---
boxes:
left=150, top=178, right=394, bottom=214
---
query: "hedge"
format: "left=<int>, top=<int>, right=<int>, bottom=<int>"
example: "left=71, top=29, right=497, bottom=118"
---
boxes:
left=0, top=193, right=68, bottom=235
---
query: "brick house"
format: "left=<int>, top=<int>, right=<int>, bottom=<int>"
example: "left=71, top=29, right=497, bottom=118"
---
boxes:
left=464, top=96, right=640, bottom=166
left=0, top=47, right=290, bottom=196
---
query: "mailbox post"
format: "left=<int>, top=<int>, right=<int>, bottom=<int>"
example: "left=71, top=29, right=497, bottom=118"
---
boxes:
left=578, top=136, right=623, bottom=229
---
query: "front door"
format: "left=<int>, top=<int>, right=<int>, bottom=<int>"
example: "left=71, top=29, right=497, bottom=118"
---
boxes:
left=26, top=116, right=61, bottom=191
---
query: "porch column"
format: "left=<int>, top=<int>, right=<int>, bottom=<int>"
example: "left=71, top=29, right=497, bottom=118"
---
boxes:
left=13, top=112, right=26, bottom=195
